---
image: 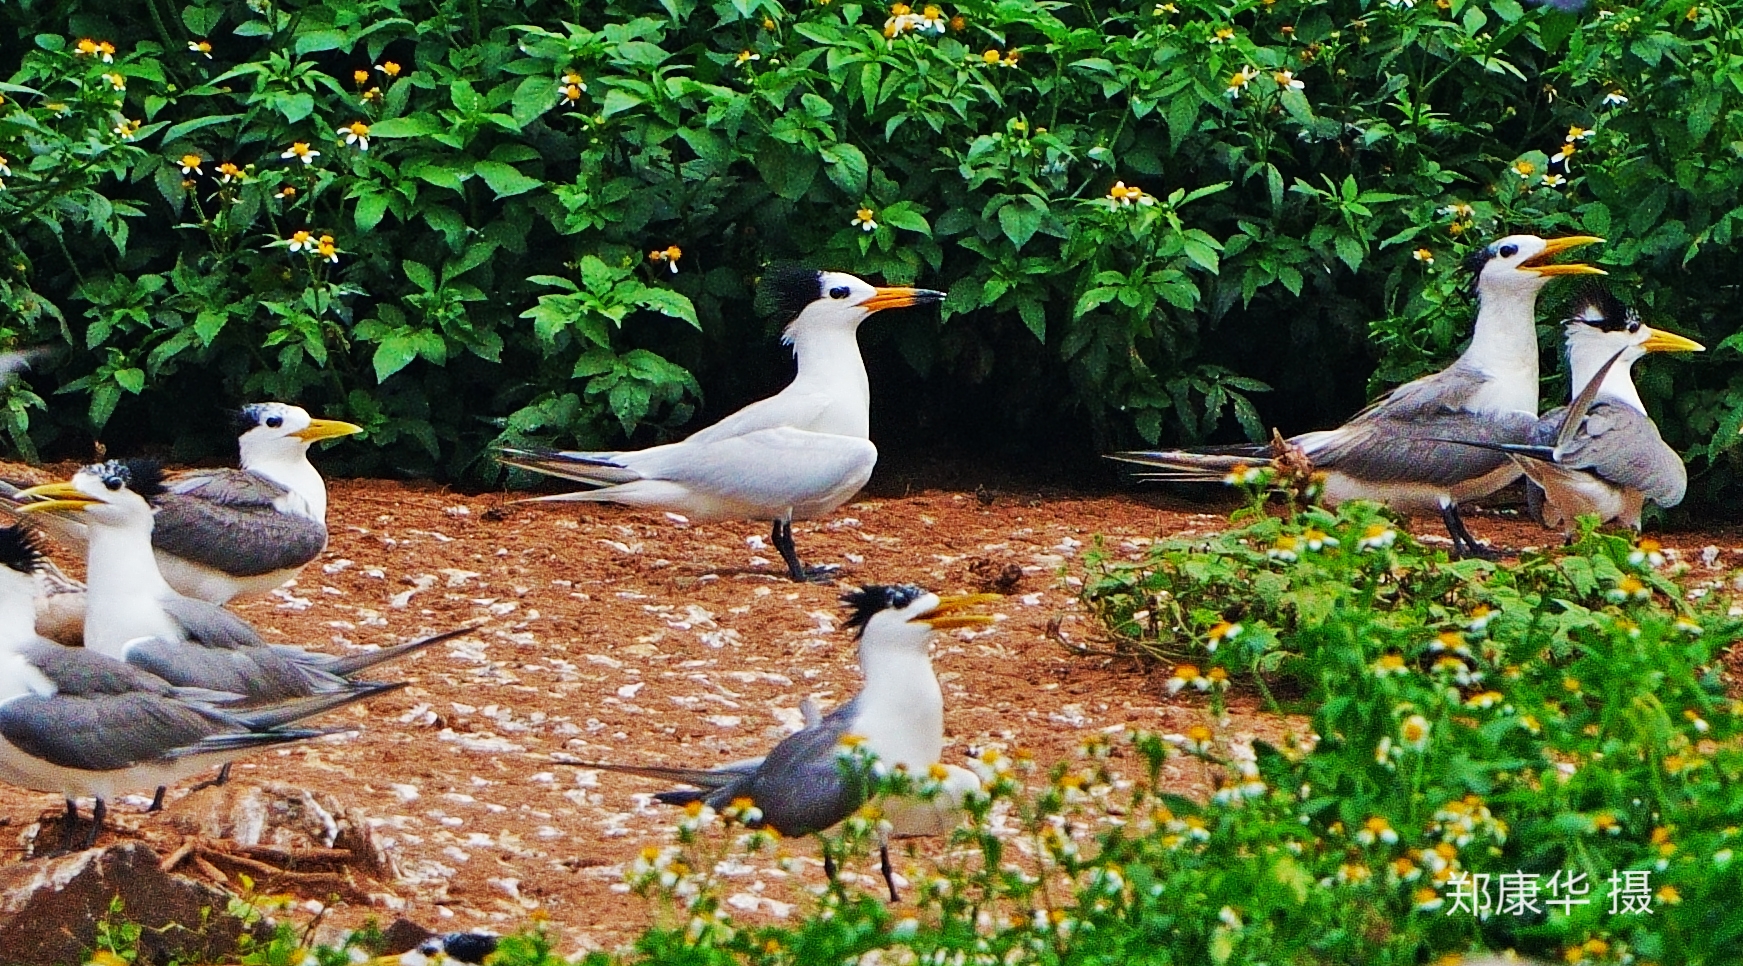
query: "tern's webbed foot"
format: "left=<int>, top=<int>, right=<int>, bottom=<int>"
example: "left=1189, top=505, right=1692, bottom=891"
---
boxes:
left=790, top=563, right=841, bottom=584
left=1453, top=543, right=1505, bottom=562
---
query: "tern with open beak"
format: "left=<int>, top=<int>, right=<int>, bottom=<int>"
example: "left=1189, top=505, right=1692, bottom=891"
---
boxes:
left=18, top=459, right=467, bottom=804
left=496, top=269, right=944, bottom=582
left=2, top=402, right=361, bottom=605
left=1439, top=286, right=1703, bottom=536
left=562, top=585, right=995, bottom=900
left=15, top=459, right=465, bottom=701
left=1111, top=234, right=1606, bottom=558
left=0, top=523, right=393, bottom=850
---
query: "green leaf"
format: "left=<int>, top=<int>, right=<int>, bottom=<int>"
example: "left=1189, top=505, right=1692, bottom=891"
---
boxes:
left=113, top=367, right=146, bottom=394
left=371, top=334, right=419, bottom=383
left=998, top=199, right=1044, bottom=250
left=821, top=143, right=869, bottom=198
left=1333, top=234, right=1364, bottom=272
left=635, top=288, right=700, bottom=327
left=473, top=160, right=543, bottom=198
left=403, top=260, right=438, bottom=293
left=601, top=89, right=644, bottom=117
left=450, top=80, right=482, bottom=114
left=511, top=75, right=556, bottom=127
left=159, top=113, right=244, bottom=145
left=294, top=29, right=348, bottom=55
left=354, top=192, right=390, bottom=232
left=181, top=4, right=222, bottom=35
left=366, top=116, right=440, bottom=138
left=879, top=204, right=931, bottom=236
left=677, top=127, right=732, bottom=170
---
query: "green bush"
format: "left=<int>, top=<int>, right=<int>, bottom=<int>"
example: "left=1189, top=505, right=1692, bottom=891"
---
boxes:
left=82, top=501, right=1743, bottom=963
left=1, top=0, right=1740, bottom=488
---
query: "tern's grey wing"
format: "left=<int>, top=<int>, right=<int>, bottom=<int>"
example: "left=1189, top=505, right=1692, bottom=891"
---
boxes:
left=1557, top=401, right=1687, bottom=507
left=716, top=698, right=871, bottom=838
left=1342, top=363, right=1489, bottom=425
left=152, top=471, right=327, bottom=577
left=159, top=595, right=268, bottom=649
left=684, top=390, right=841, bottom=445
left=120, top=635, right=335, bottom=701
left=623, top=428, right=877, bottom=508
left=17, top=640, right=174, bottom=696
left=0, top=646, right=236, bottom=771
left=1300, top=408, right=1537, bottom=487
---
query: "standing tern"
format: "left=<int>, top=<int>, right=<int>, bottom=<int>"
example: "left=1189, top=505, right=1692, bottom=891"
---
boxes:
left=2, top=402, right=361, bottom=604
left=564, top=585, right=994, bottom=900
left=496, top=269, right=944, bottom=581
left=0, top=523, right=392, bottom=849
left=1439, top=287, right=1702, bottom=535
left=1111, top=234, right=1605, bottom=558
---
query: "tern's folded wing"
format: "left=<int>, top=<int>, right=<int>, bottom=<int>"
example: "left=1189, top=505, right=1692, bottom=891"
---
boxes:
left=623, top=428, right=876, bottom=506
left=151, top=473, right=328, bottom=577
left=1558, top=401, right=1687, bottom=507
left=1301, top=407, right=1537, bottom=487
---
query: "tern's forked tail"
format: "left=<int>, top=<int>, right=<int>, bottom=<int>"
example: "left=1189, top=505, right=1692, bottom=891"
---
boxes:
left=1106, top=447, right=1271, bottom=482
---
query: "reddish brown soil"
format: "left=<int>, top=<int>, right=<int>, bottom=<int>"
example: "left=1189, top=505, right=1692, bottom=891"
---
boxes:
left=0, top=476, right=1736, bottom=955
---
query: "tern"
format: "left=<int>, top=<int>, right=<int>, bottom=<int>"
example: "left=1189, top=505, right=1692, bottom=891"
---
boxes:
left=0, top=523, right=392, bottom=849
left=2, top=402, right=361, bottom=604
left=1439, top=287, right=1702, bottom=536
left=565, top=585, right=994, bottom=900
left=1110, top=234, right=1605, bottom=558
left=496, top=269, right=944, bottom=581
left=17, top=458, right=462, bottom=700
left=18, top=459, right=464, bottom=804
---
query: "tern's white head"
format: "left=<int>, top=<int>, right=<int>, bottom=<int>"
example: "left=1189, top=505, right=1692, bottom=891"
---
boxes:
left=760, top=268, right=945, bottom=346
left=235, top=403, right=361, bottom=468
left=234, top=403, right=360, bottom=520
left=842, top=585, right=997, bottom=659
left=15, top=459, right=163, bottom=534
left=1563, top=287, right=1705, bottom=370
left=1464, top=234, right=1606, bottom=301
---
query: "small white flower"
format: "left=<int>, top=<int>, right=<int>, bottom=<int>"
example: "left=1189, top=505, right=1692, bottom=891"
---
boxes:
left=338, top=121, right=370, bottom=150
left=1603, top=88, right=1629, bottom=106
left=1273, top=70, right=1305, bottom=92
left=852, top=207, right=878, bottom=232
left=281, top=142, right=320, bottom=164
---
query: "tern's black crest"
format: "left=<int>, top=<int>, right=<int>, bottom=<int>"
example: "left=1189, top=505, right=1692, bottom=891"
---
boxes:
left=0, top=524, right=46, bottom=576
left=233, top=403, right=289, bottom=432
left=1564, top=285, right=1634, bottom=332
left=1460, top=243, right=1501, bottom=299
left=842, top=584, right=926, bottom=637
left=754, top=266, right=826, bottom=325
left=87, top=458, right=167, bottom=498
left=418, top=933, right=500, bottom=964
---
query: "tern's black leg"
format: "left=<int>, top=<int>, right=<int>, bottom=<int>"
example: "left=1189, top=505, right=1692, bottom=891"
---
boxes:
left=823, top=851, right=838, bottom=883
left=148, top=786, right=166, bottom=813
left=879, top=845, right=900, bottom=903
left=771, top=520, right=836, bottom=583
left=84, top=797, right=105, bottom=850
left=1439, top=504, right=1499, bottom=561
left=57, top=798, right=79, bottom=853
left=187, top=762, right=234, bottom=796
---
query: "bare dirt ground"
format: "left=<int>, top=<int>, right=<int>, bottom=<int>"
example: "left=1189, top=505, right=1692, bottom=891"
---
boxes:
left=0, top=472, right=1738, bottom=956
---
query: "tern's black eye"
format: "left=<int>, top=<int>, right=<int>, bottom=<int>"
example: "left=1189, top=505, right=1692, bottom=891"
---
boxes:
left=104, top=477, right=123, bottom=491
left=1497, top=243, right=1519, bottom=258
left=829, top=286, right=850, bottom=300
left=1627, top=320, right=1641, bottom=333
left=266, top=415, right=283, bottom=428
